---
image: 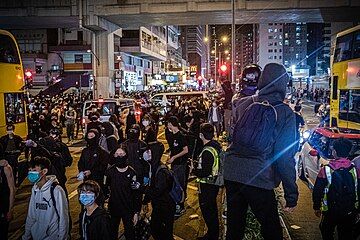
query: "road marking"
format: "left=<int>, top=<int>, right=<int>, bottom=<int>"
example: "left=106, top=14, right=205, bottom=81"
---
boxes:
left=68, top=189, right=78, bottom=199
left=188, top=185, right=198, bottom=191
left=157, top=131, right=165, bottom=138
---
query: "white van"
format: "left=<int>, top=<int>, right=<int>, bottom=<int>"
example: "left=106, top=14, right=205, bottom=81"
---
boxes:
left=82, top=98, right=133, bottom=127
left=150, top=91, right=208, bottom=106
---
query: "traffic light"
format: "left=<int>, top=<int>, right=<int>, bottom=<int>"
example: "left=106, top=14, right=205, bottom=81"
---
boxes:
left=219, top=64, right=229, bottom=82
left=24, top=69, right=33, bottom=88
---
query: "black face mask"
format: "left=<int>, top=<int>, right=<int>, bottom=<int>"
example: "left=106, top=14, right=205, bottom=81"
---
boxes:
left=86, top=137, right=98, bottom=147
left=114, top=156, right=128, bottom=168
left=128, top=131, right=139, bottom=140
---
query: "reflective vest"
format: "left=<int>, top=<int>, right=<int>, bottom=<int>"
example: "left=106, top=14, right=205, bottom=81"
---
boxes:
left=321, top=165, right=359, bottom=212
left=196, top=146, right=219, bottom=184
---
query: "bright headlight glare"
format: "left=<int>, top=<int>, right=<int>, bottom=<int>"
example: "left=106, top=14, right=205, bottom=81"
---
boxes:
left=303, top=131, right=311, bottom=139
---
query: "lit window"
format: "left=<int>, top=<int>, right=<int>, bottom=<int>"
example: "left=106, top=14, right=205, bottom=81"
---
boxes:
left=284, top=40, right=289, bottom=45
left=274, top=29, right=278, bottom=33
left=279, top=41, right=283, bottom=46
left=296, top=53, right=299, bottom=59
left=268, top=56, right=273, bottom=59
left=268, top=28, right=273, bottom=33
left=296, top=40, right=301, bottom=45
left=268, top=42, right=273, bottom=46
left=284, top=33, right=288, bottom=38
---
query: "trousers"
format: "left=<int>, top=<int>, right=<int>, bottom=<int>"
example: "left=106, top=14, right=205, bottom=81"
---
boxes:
left=225, top=180, right=283, bottom=240
left=151, top=203, right=176, bottom=240
left=111, top=213, right=135, bottom=240
left=199, top=183, right=220, bottom=240
left=319, top=212, right=356, bottom=240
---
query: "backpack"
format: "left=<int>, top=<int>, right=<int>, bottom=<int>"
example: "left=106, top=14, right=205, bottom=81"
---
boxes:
left=155, top=165, right=184, bottom=204
left=232, top=97, right=281, bottom=156
left=325, top=165, right=358, bottom=218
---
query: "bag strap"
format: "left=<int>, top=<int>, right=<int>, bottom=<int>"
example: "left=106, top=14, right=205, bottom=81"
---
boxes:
left=50, top=182, right=60, bottom=222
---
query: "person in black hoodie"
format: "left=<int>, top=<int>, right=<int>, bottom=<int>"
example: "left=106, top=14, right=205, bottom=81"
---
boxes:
left=78, top=129, right=109, bottom=194
left=225, top=63, right=298, bottom=240
left=78, top=180, right=112, bottom=240
left=105, top=147, right=142, bottom=240
left=121, top=124, right=147, bottom=187
left=194, top=123, right=222, bottom=240
left=143, top=141, right=176, bottom=240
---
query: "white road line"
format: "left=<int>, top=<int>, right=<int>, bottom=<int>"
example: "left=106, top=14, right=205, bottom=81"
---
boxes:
left=68, top=189, right=78, bottom=199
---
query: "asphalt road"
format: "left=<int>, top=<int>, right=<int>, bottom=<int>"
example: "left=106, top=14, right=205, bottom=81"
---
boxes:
left=8, top=101, right=322, bottom=240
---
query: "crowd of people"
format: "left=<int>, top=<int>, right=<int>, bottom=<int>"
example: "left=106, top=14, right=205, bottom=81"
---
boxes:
left=0, top=62, right=359, bottom=240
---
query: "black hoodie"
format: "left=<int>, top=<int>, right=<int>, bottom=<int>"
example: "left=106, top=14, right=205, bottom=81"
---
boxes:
left=80, top=207, right=112, bottom=240
left=225, top=63, right=298, bottom=207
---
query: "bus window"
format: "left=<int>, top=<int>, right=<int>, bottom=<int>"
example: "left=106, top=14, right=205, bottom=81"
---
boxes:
left=334, top=33, right=353, bottom=63
left=339, top=89, right=360, bottom=124
left=0, top=34, right=20, bottom=64
left=353, top=30, right=360, bottom=59
left=4, top=93, right=25, bottom=124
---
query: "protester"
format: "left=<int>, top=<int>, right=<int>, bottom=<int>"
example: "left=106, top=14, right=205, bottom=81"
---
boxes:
left=208, top=100, right=223, bottom=138
left=143, top=142, right=176, bottom=240
left=225, top=63, right=298, bottom=240
left=78, top=129, right=109, bottom=195
left=65, top=105, right=77, bottom=144
left=22, top=156, right=69, bottom=240
left=141, top=114, right=157, bottom=144
left=0, top=124, right=24, bottom=185
left=194, top=123, right=222, bottom=240
left=167, top=116, right=189, bottom=216
left=78, top=180, right=112, bottom=240
left=105, top=146, right=142, bottom=239
left=313, top=138, right=360, bottom=240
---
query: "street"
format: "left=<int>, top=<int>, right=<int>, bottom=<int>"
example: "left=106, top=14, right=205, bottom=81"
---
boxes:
left=7, top=101, right=324, bottom=240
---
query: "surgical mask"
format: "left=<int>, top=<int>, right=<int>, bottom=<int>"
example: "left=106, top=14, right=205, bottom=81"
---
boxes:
left=142, top=120, right=150, bottom=127
left=7, top=130, right=13, bottom=135
left=114, top=156, right=128, bottom=168
left=185, top=106, right=188, bottom=110
left=143, top=150, right=152, bottom=161
left=79, top=193, right=95, bottom=206
left=27, top=171, right=41, bottom=184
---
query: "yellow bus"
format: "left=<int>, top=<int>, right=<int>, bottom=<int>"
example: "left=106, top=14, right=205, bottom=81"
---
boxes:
left=330, top=25, right=360, bottom=131
left=0, top=29, right=27, bottom=138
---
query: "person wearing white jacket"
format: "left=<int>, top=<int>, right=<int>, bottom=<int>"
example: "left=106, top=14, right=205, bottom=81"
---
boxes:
left=22, top=156, right=69, bottom=240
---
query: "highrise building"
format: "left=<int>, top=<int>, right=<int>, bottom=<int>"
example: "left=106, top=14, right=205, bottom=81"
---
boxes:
left=258, top=23, right=284, bottom=68
left=283, top=23, right=308, bottom=69
left=235, top=24, right=259, bottom=78
left=179, top=25, right=207, bottom=78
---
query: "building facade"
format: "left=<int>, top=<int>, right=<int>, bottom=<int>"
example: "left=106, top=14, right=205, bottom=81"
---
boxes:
left=258, top=23, right=284, bottom=68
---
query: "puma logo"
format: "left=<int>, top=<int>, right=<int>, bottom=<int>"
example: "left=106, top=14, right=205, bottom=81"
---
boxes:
left=42, top=197, right=51, bottom=207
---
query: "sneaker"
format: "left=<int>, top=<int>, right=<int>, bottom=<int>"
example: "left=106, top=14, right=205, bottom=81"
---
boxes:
left=222, top=210, right=227, bottom=219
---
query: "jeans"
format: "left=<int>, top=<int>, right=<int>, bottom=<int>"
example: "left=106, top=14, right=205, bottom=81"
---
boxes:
left=225, top=180, right=283, bottom=240
left=199, top=183, right=220, bottom=240
left=66, top=123, right=75, bottom=141
left=171, top=164, right=187, bottom=209
left=319, top=212, right=356, bottom=240
left=211, top=121, right=221, bottom=137
left=111, top=213, right=135, bottom=240
left=151, top=203, right=176, bottom=240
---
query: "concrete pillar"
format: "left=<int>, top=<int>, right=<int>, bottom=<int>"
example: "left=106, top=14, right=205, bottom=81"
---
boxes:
left=94, top=31, right=114, bottom=98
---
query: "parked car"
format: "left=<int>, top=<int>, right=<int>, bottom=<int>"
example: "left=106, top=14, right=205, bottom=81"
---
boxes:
left=298, top=127, right=360, bottom=188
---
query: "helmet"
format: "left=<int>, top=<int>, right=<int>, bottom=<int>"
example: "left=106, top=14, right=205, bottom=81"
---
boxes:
left=240, top=64, right=262, bottom=87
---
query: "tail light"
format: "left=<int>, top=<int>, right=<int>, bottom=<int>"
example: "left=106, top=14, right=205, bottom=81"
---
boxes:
left=309, top=149, right=319, bottom=157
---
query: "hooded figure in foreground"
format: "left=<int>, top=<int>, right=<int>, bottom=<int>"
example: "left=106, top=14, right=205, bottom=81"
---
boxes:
left=225, top=63, right=298, bottom=240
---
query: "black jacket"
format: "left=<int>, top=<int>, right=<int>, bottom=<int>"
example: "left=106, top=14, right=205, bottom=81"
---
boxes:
left=78, top=146, right=109, bottom=184
left=143, top=164, right=174, bottom=206
left=121, top=139, right=147, bottom=179
left=225, top=63, right=298, bottom=208
left=0, top=134, right=24, bottom=156
left=80, top=207, right=112, bottom=240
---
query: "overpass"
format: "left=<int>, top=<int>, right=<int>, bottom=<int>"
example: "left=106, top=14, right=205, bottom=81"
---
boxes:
left=0, top=0, right=360, bottom=29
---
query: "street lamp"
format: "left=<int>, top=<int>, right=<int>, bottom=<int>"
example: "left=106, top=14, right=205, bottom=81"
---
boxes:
left=204, top=36, right=209, bottom=42
left=87, top=49, right=100, bottom=66
left=224, top=49, right=229, bottom=54
left=222, top=36, right=228, bottom=43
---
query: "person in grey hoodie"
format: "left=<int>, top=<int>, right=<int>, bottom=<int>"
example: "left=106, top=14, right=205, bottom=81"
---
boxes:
left=22, top=156, right=69, bottom=240
left=224, top=63, right=298, bottom=240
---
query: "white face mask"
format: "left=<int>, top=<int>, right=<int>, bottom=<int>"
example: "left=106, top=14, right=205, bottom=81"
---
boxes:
left=7, top=130, right=13, bottom=135
left=185, top=106, right=188, bottom=110
left=142, top=120, right=150, bottom=127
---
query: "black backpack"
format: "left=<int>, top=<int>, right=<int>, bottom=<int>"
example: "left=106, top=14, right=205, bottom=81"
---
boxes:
left=233, top=97, right=282, bottom=156
left=155, top=165, right=184, bottom=204
left=325, top=165, right=358, bottom=218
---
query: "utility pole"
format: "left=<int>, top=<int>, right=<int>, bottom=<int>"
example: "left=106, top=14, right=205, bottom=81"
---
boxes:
left=231, top=0, right=236, bottom=84
left=214, top=39, right=217, bottom=86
